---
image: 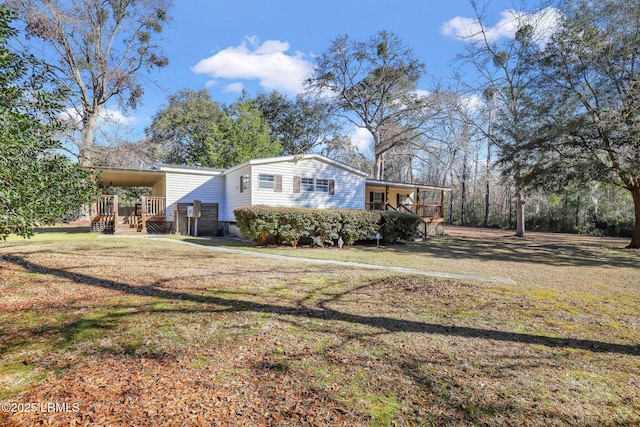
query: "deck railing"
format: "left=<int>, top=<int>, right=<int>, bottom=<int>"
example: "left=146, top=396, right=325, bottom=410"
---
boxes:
left=140, top=196, right=166, bottom=231
left=366, top=202, right=444, bottom=219
left=92, top=195, right=118, bottom=217
left=365, top=202, right=387, bottom=211
left=141, top=196, right=166, bottom=217
left=400, top=203, right=444, bottom=219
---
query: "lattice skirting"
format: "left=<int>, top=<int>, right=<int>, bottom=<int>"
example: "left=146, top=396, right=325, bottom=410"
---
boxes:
left=146, top=222, right=171, bottom=234
left=91, top=221, right=114, bottom=234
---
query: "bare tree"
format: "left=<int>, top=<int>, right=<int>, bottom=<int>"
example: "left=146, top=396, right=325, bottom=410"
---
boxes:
left=8, top=0, right=171, bottom=166
left=453, top=1, right=556, bottom=237
left=306, top=31, right=435, bottom=179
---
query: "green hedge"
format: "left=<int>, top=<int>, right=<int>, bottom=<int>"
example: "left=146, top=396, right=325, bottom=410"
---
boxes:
left=379, top=211, right=424, bottom=244
left=234, top=206, right=422, bottom=246
left=338, top=209, right=380, bottom=245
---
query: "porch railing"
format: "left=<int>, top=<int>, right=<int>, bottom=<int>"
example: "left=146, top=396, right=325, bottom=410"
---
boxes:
left=140, top=196, right=166, bottom=232
left=92, top=195, right=117, bottom=218
left=141, top=196, right=166, bottom=217
left=400, top=203, right=444, bottom=219
left=366, top=202, right=444, bottom=219
left=365, top=202, right=387, bottom=211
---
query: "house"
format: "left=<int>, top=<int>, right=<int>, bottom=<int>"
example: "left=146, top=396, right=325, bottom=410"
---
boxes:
left=89, top=154, right=449, bottom=237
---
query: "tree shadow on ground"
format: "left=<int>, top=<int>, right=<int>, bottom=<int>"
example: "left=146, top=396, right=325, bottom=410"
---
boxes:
left=4, top=255, right=638, bottom=356
left=390, top=235, right=639, bottom=269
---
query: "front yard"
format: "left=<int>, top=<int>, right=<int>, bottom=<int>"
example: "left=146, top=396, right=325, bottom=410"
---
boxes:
left=0, top=228, right=638, bottom=426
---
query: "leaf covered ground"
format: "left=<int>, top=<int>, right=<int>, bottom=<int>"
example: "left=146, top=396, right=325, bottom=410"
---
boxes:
left=0, top=228, right=638, bottom=426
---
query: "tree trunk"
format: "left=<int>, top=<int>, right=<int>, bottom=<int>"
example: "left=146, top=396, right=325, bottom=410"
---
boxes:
left=461, top=151, right=468, bottom=225
left=629, top=185, right=640, bottom=249
left=508, top=186, right=513, bottom=229
left=448, top=171, right=454, bottom=224
left=373, top=153, right=384, bottom=180
left=515, top=189, right=526, bottom=238
left=79, top=111, right=99, bottom=167
left=484, top=179, right=490, bottom=227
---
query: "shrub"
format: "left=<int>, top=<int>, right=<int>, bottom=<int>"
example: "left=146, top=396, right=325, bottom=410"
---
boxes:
left=233, top=206, right=422, bottom=246
left=339, top=209, right=380, bottom=245
left=276, top=208, right=313, bottom=247
left=233, top=206, right=279, bottom=245
left=379, top=211, right=422, bottom=244
left=311, top=209, right=342, bottom=246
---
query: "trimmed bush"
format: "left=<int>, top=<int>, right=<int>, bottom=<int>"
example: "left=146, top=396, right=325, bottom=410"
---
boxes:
left=311, top=209, right=342, bottom=246
left=233, top=206, right=422, bottom=246
left=379, top=211, right=423, bottom=244
left=338, top=209, right=380, bottom=245
left=276, top=208, right=313, bottom=247
left=233, top=206, right=279, bottom=245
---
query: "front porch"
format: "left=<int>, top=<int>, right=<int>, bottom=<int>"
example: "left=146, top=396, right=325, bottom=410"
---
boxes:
left=89, top=166, right=169, bottom=234
left=365, top=179, right=449, bottom=238
left=90, top=195, right=168, bottom=234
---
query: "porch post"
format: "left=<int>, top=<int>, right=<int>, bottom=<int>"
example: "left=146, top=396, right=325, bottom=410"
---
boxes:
left=174, top=203, right=179, bottom=235
left=113, top=195, right=118, bottom=218
left=141, top=196, right=147, bottom=233
left=385, top=185, right=389, bottom=210
left=440, top=190, right=445, bottom=218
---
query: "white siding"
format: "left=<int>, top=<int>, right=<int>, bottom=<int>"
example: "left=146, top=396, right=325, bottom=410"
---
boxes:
left=249, top=158, right=366, bottom=216
left=164, top=170, right=224, bottom=221
left=223, top=165, right=251, bottom=222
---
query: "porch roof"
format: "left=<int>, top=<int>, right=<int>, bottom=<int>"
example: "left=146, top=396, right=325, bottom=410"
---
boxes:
left=365, top=179, right=451, bottom=192
left=90, top=167, right=165, bottom=188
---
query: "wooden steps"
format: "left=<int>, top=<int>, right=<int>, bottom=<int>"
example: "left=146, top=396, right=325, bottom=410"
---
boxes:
left=114, top=215, right=143, bottom=234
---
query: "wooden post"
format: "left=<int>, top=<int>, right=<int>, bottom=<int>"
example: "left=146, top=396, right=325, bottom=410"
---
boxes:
left=440, top=190, right=445, bottom=218
left=141, top=196, right=147, bottom=233
left=174, top=203, right=179, bottom=235
left=113, top=195, right=118, bottom=217
left=385, top=185, right=389, bottom=210
left=416, top=188, right=420, bottom=216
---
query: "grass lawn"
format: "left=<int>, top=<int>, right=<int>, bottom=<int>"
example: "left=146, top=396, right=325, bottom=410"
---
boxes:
left=0, top=227, right=638, bottom=426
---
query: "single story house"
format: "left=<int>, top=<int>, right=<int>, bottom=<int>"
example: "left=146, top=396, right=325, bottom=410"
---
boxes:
left=89, top=154, right=449, bottom=237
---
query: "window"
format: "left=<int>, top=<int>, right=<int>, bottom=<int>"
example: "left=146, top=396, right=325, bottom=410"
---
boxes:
left=258, top=174, right=282, bottom=192
left=315, top=178, right=329, bottom=193
left=369, top=192, right=385, bottom=210
left=258, top=174, right=275, bottom=189
left=293, top=176, right=334, bottom=195
left=240, top=174, right=249, bottom=192
left=301, top=177, right=315, bottom=192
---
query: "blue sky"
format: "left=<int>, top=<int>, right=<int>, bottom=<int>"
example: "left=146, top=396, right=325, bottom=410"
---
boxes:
left=111, top=0, right=550, bottom=142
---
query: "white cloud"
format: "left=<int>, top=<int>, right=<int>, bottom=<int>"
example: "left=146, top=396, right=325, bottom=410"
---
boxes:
left=224, top=82, right=245, bottom=93
left=101, top=108, right=136, bottom=126
left=60, top=107, right=136, bottom=127
left=351, top=126, right=373, bottom=152
left=414, top=89, right=431, bottom=99
left=441, top=7, right=560, bottom=46
left=461, top=93, right=483, bottom=114
left=192, top=36, right=313, bottom=95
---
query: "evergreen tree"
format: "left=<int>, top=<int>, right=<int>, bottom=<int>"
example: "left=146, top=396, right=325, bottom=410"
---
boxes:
left=0, top=5, right=97, bottom=239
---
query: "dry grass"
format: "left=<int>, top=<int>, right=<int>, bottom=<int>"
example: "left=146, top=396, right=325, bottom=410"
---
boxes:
left=0, top=227, right=638, bottom=426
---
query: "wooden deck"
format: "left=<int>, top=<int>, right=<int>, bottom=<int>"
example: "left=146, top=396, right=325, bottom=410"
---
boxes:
left=365, top=201, right=446, bottom=238
left=91, top=195, right=167, bottom=234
